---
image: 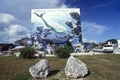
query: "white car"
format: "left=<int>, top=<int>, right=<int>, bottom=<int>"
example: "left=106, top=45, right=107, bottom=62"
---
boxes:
left=103, top=44, right=116, bottom=53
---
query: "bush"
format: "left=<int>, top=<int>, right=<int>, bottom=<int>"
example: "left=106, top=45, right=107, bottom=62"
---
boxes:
left=20, top=47, right=36, bottom=59
left=55, top=45, right=72, bottom=58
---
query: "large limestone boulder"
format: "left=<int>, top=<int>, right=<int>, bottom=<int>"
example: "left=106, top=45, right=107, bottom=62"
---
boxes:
left=29, top=59, right=50, bottom=78
left=65, top=55, right=89, bottom=79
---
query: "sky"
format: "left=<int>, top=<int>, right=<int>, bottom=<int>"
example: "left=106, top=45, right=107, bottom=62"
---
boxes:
left=0, top=0, right=120, bottom=43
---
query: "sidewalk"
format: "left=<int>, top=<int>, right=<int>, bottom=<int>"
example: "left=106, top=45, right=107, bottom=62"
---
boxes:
left=71, top=51, right=105, bottom=56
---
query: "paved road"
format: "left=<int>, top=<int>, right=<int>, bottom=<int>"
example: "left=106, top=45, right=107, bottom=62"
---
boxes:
left=93, top=48, right=103, bottom=52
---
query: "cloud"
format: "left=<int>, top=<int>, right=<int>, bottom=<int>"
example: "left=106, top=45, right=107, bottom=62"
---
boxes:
left=5, top=25, right=29, bottom=37
left=82, top=21, right=108, bottom=35
left=0, top=0, right=68, bottom=43
left=82, top=38, right=98, bottom=43
left=81, top=21, right=109, bottom=42
left=0, top=24, right=30, bottom=43
left=93, top=0, right=120, bottom=9
left=0, top=13, right=17, bottom=24
left=94, top=3, right=111, bottom=9
left=0, top=0, right=67, bottom=20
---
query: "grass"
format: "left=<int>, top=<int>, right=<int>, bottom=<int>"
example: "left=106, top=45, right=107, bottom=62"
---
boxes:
left=0, top=54, right=120, bottom=80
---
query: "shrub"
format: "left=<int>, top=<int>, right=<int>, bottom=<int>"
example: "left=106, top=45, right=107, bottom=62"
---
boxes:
left=20, top=47, right=36, bottom=59
left=55, top=45, right=72, bottom=58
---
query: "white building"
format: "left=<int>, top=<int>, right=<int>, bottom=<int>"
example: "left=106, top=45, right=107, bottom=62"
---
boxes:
left=117, top=40, right=120, bottom=48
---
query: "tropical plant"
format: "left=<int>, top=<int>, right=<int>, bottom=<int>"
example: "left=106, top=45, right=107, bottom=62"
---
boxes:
left=55, top=45, right=72, bottom=58
left=20, top=47, right=36, bottom=59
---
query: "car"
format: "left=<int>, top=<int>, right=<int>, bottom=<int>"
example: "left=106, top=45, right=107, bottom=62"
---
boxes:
left=103, top=44, right=116, bottom=53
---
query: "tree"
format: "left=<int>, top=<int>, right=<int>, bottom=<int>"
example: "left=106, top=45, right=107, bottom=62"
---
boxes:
left=105, top=39, right=117, bottom=44
left=55, top=45, right=72, bottom=58
left=20, top=47, right=36, bottom=59
left=0, top=44, right=16, bottom=51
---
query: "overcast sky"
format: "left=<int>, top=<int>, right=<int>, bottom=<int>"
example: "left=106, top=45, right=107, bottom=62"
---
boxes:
left=0, top=0, right=120, bottom=43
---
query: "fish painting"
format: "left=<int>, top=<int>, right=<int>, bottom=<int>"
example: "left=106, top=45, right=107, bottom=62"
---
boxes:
left=34, top=12, right=67, bottom=34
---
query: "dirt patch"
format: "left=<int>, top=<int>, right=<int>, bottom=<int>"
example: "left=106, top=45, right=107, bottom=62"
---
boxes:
left=99, top=59, right=110, bottom=62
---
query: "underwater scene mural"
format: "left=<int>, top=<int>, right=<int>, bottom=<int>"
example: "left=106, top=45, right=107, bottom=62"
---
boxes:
left=31, top=9, right=82, bottom=53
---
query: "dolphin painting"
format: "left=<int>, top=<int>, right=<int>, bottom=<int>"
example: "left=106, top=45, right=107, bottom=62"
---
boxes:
left=34, top=12, right=67, bottom=34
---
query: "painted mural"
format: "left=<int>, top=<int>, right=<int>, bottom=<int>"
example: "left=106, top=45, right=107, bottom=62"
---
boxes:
left=31, top=9, right=82, bottom=53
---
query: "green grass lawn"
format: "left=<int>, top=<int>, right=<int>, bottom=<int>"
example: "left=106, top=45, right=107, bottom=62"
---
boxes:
left=0, top=54, right=120, bottom=80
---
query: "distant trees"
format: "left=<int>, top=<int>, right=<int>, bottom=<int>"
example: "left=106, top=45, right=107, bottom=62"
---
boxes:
left=105, top=39, right=117, bottom=44
left=0, top=37, right=31, bottom=51
left=0, top=44, right=16, bottom=51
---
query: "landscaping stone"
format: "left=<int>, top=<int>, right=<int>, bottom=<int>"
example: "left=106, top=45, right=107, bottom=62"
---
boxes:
left=65, top=55, right=88, bottom=79
left=29, top=59, right=50, bottom=78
